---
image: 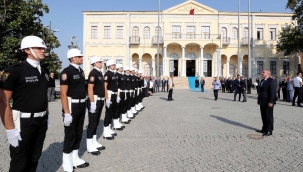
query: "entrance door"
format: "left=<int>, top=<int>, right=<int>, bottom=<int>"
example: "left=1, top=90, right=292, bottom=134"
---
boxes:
left=186, top=60, right=195, bottom=76
left=173, top=60, right=178, bottom=76
left=204, top=60, right=212, bottom=77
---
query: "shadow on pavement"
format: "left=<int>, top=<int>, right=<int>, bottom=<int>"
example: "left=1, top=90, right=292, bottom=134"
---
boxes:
left=199, top=97, right=234, bottom=102
left=210, top=115, right=258, bottom=131
left=160, top=97, right=168, bottom=101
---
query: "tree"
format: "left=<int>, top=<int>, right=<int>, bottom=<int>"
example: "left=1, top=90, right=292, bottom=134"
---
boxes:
left=276, top=0, right=303, bottom=56
left=0, top=0, right=61, bottom=72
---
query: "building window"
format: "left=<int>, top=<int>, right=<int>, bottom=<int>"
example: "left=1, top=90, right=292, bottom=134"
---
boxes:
left=144, top=27, right=150, bottom=39
left=144, top=63, right=151, bottom=76
left=270, top=28, right=276, bottom=40
left=155, top=26, right=162, bottom=37
left=270, top=61, right=277, bottom=74
left=186, top=26, right=195, bottom=39
left=116, top=59, right=123, bottom=64
left=132, top=27, right=139, bottom=37
left=172, top=25, right=181, bottom=39
left=257, top=61, right=263, bottom=74
left=116, top=26, right=123, bottom=39
left=283, top=61, right=290, bottom=74
left=232, top=27, right=238, bottom=39
left=201, top=26, right=210, bottom=39
left=243, top=27, right=249, bottom=38
left=257, top=28, right=263, bottom=40
left=104, top=26, right=111, bottom=39
left=242, top=65, right=247, bottom=77
left=221, top=27, right=227, bottom=41
left=229, top=64, right=235, bottom=77
left=91, top=26, right=98, bottom=39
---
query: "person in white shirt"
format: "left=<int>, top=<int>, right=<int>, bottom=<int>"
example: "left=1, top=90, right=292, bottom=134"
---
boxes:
left=212, top=77, right=221, bottom=101
left=292, top=72, right=303, bottom=107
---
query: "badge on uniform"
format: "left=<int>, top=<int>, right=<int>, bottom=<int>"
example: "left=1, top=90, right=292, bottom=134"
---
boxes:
left=61, top=73, right=67, bottom=81
left=1, top=72, right=10, bottom=82
left=45, top=74, right=49, bottom=81
left=90, top=76, right=95, bottom=82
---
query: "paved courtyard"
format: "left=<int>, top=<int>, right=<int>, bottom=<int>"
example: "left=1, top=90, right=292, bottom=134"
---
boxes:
left=1, top=89, right=303, bottom=172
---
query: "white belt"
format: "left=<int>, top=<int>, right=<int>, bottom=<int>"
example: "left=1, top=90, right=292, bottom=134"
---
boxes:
left=97, top=97, right=105, bottom=100
left=141, top=87, right=144, bottom=89
left=123, top=90, right=128, bottom=92
left=20, top=111, right=47, bottom=118
left=129, top=90, right=134, bottom=92
left=71, top=98, right=86, bottom=103
left=111, top=92, right=117, bottom=94
left=135, top=88, right=138, bottom=90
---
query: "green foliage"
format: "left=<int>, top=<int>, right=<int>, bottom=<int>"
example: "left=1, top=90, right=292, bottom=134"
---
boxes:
left=0, top=0, right=61, bottom=72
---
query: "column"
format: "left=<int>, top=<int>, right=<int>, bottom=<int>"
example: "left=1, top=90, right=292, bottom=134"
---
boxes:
left=215, top=50, right=218, bottom=76
left=226, top=59, right=230, bottom=77
left=182, top=46, right=185, bottom=76
left=217, top=47, right=221, bottom=76
left=200, top=46, right=204, bottom=77
left=239, top=57, right=243, bottom=76
left=139, top=58, right=142, bottom=71
left=163, top=47, right=167, bottom=76
left=152, top=58, right=155, bottom=76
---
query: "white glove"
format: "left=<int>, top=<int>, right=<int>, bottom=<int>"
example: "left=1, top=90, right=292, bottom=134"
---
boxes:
left=125, top=95, right=127, bottom=100
left=137, top=90, right=140, bottom=96
left=106, top=99, right=112, bottom=108
left=117, top=96, right=121, bottom=103
left=90, top=102, right=96, bottom=113
left=64, top=114, right=73, bottom=126
left=6, top=129, right=22, bottom=147
left=85, top=108, right=88, bottom=117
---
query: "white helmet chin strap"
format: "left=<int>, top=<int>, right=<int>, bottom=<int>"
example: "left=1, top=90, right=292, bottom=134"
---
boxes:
left=95, top=63, right=101, bottom=69
left=29, top=47, right=40, bottom=61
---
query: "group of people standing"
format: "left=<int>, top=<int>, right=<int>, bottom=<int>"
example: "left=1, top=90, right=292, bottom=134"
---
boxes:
left=0, top=36, right=148, bottom=172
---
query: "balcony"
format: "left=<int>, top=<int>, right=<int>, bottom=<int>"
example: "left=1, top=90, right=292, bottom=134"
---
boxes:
left=152, top=36, right=163, bottom=44
left=129, top=36, right=140, bottom=44
left=222, top=37, right=230, bottom=45
left=241, top=37, right=253, bottom=45
left=165, top=33, right=221, bottom=41
left=165, top=33, right=182, bottom=39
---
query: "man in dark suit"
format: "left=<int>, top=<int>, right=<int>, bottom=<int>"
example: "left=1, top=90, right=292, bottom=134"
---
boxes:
left=233, top=75, right=241, bottom=101
left=247, top=75, right=252, bottom=94
left=256, top=69, right=276, bottom=136
left=240, top=76, right=247, bottom=102
left=200, top=78, right=205, bottom=92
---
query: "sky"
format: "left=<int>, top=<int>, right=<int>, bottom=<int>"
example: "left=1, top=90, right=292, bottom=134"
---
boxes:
left=40, top=0, right=292, bottom=70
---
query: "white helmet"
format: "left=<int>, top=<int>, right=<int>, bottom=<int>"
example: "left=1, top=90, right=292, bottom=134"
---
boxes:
left=67, top=49, right=83, bottom=59
left=124, top=66, right=130, bottom=71
left=116, top=64, right=123, bottom=69
left=106, top=60, right=116, bottom=67
left=21, top=36, right=47, bottom=49
left=90, top=56, right=103, bottom=64
left=138, top=71, right=143, bottom=74
left=130, top=67, right=135, bottom=71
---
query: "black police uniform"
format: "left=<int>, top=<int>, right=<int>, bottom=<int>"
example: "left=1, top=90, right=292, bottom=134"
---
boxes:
left=138, top=76, right=145, bottom=106
left=130, top=74, right=136, bottom=114
left=115, top=72, right=126, bottom=121
left=104, top=70, right=118, bottom=127
left=0, top=60, right=48, bottom=172
left=87, top=68, right=105, bottom=139
left=124, top=74, right=132, bottom=118
left=134, top=75, right=140, bottom=109
left=60, top=65, right=86, bottom=154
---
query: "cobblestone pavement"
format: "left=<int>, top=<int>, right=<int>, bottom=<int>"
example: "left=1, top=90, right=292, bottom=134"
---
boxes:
left=1, top=89, right=303, bottom=172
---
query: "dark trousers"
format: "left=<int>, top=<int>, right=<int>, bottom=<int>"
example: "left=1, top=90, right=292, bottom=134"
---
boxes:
left=201, top=85, right=204, bottom=92
left=162, top=85, right=166, bottom=92
left=142, top=88, right=147, bottom=98
left=260, top=105, right=274, bottom=132
left=234, top=90, right=241, bottom=101
left=292, top=87, right=302, bottom=105
left=282, top=88, right=286, bottom=101
left=124, top=92, right=131, bottom=112
left=168, top=89, right=173, bottom=100
left=63, top=102, right=86, bottom=153
left=132, top=90, right=138, bottom=106
left=114, top=92, right=125, bottom=119
left=9, top=115, right=47, bottom=172
left=277, top=88, right=280, bottom=99
left=87, top=99, right=104, bottom=139
left=247, top=85, right=251, bottom=94
left=241, top=90, right=247, bottom=101
left=128, top=92, right=133, bottom=110
left=155, top=86, right=160, bottom=92
left=256, top=86, right=259, bottom=94
left=222, top=85, right=225, bottom=92
left=214, top=90, right=218, bottom=100
left=104, top=94, right=117, bottom=127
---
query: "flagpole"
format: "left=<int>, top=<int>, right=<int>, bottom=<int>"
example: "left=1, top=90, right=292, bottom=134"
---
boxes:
left=248, top=0, right=251, bottom=77
left=157, top=0, right=160, bottom=77
left=238, top=0, right=241, bottom=76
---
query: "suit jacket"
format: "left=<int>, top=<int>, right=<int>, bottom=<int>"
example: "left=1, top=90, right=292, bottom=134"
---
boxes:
left=257, top=77, right=276, bottom=105
left=200, top=79, right=205, bottom=85
left=233, top=79, right=241, bottom=91
left=240, top=80, right=246, bottom=91
left=247, top=78, right=252, bottom=85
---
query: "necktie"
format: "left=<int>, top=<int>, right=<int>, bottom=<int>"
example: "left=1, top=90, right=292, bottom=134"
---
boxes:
left=36, top=65, right=41, bottom=74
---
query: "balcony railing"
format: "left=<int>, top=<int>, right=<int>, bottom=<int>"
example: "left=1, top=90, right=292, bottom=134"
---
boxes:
left=166, top=33, right=182, bottom=39
left=165, top=33, right=221, bottom=40
left=222, top=37, right=230, bottom=45
left=129, top=36, right=140, bottom=44
left=241, top=37, right=253, bottom=45
left=152, top=36, right=163, bottom=44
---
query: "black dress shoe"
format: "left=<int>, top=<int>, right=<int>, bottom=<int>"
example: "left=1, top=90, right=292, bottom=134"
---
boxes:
left=121, top=126, right=125, bottom=128
left=141, top=107, right=145, bottom=109
left=111, top=133, right=117, bottom=136
left=242, top=100, right=246, bottom=102
left=88, top=150, right=100, bottom=155
left=255, top=129, right=266, bottom=133
left=103, top=136, right=114, bottom=140
left=113, top=127, right=123, bottom=131
left=122, top=121, right=130, bottom=124
left=292, top=104, right=295, bottom=106
left=298, top=105, right=303, bottom=107
left=96, top=146, right=106, bottom=150
left=263, top=132, right=272, bottom=136
left=74, top=162, right=89, bottom=169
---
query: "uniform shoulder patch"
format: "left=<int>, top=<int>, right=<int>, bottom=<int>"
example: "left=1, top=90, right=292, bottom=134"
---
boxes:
left=1, top=72, right=10, bottom=82
left=90, top=76, right=95, bottom=82
left=61, top=73, right=67, bottom=81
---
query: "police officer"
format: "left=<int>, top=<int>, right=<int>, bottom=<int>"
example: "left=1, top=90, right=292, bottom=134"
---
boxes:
left=0, top=36, right=49, bottom=172
left=138, top=71, right=145, bottom=110
left=60, top=48, right=89, bottom=171
left=86, top=56, right=106, bottom=156
left=130, top=68, right=138, bottom=115
left=124, top=66, right=135, bottom=120
left=120, top=66, right=132, bottom=123
left=113, top=64, right=126, bottom=129
left=134, top=70, right=142, bottom=112
left=103, top=60, right=118, bottom=139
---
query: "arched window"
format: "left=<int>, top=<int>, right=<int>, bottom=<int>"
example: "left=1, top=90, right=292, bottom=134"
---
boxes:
left=242, top=65, right=247, bottom=77
left=243, top=27, right=249, bottom=38
left=232, top=27, right=238, bottom=39
left=155, top=26, right=162, bottom=37
left=229, top=64, right=235, bottom=77
left=144, top=27, right=150, bottom=38
left=221, top=27, right=227, bottom=41
left=144, top=63, right=151, bottom=76
left=132, top=27, right=139, bottom=37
